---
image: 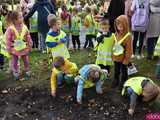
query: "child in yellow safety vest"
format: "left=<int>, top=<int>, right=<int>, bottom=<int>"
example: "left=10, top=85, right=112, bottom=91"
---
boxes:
left=5, top=11, right=33, bottom=80
left=83, top=7, right=95, bottom=48
left=122, top=77, right=160, bottom=116
left=46, top=14, right=70, bottom=61
left=95, top=20, right=114, bottom=74
left=50, top=56, right=78, bottom=97
left=71, top=7, right=81, bottom=50
left=112, top=15, right=132, bottom=89
left=29, top=11, right=38, bottom=49
left=60, top=5, right=71, bottom=48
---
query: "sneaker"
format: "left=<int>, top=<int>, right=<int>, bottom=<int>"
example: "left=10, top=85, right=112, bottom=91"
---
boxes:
left=13, top=72, right=19, bottom=81
left=24, top=71, right=31, bottom=80
left=131, top=55, right=135, bottom=58
left=141, top=54, right=145, bottom=58
left=136, top=55, right=141, bottom=60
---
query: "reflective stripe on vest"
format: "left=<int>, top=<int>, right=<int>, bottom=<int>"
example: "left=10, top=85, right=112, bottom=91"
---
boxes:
left=113, top=32, right=130, bottom=56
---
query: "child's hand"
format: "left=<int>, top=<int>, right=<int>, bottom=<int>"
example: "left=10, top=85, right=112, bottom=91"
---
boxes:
left=128, top=108, right=134, bottom=116
left=51, top=90, right=56, bottom=97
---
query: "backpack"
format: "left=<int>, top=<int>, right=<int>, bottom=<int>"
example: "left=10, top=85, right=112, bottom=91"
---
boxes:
left=132, top=0, right=149, bottom=32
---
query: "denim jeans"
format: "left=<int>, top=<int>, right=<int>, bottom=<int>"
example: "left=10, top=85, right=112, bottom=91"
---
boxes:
left=39, top=33, right=47, bottom=51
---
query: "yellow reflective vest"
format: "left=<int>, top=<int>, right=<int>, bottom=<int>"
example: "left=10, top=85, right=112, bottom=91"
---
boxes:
left=11, top=25, right=28, bottom=51
left=84, top=14, right=95, bottom=35
left=122, top=77, right=153, bottom=96
left=154, top=36, right=160, bottom=56
left=95, top=33, right=115, bottom=66
left=29, top=11, right=38, bottom=33
left=46, top=30, right=70, bottom=60
left=0, top=21, right=10, bottom=58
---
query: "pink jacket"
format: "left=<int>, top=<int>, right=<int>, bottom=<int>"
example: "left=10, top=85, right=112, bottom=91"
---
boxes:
left=6, top=25, right=33, bottom=56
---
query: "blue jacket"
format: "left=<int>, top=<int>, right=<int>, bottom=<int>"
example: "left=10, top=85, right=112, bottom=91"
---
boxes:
left=24, top=0, right=55, bottom=34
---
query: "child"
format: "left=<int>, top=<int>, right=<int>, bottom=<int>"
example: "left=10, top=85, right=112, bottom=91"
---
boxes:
left=6, top=11, right=33, bottom=80
left=46, top=14, right=70, bottom=61
left=71, top=7, right=81, bottom=50
left=50, top=56, right=78, bottom=97
left=60, top=5, right=71, bottom=48
left=75, top=64, right=108, bottom=104
left=83, top=7, right=95, bottom=48
left=122, top=76, right=160, bottom=116
left=95, top=20, right=114, bottom=73
left=112, top=15, right=132, bottom=89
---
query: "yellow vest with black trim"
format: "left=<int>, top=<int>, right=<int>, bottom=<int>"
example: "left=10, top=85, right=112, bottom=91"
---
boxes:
left=29, top=11, right=38, bottom=33
left=11, top=25, right=28, bottom=51
left=85, top=14, right=95, bottom=35
left=95, top=33, right=115, bottom=66
left=122, top=77, right=153, bottom=96
left=46, top=30, right=70, bottom=60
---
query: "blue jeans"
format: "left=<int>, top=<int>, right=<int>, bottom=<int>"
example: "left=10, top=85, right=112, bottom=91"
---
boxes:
left=57, top=72, right=74, bottom=86
left=65, top=34, right=70, bottom=48
left=39, top=33, right=47, bottom=51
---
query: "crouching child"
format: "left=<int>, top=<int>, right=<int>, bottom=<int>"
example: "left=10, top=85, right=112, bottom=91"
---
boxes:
left=75, top=64, right=108, bottom=104
left=121, top=76, right=160, bottom=116
left=50, top=56, right=78, bottom=97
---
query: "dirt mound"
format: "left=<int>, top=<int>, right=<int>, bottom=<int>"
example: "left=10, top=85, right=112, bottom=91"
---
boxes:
left=0, top=86, right=154, bottom=120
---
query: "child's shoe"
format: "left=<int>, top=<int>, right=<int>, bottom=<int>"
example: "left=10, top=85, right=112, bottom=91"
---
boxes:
left=24, top=71, right=31, bottom=80
left=13, top=72, right=19, bottom=81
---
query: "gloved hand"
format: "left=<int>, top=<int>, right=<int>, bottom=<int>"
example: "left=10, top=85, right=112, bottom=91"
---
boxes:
left=97, top=34, right=104, bottom=44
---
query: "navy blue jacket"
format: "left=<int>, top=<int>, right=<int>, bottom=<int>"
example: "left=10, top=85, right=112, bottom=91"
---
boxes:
left=24, top=0, right=55, bottom=34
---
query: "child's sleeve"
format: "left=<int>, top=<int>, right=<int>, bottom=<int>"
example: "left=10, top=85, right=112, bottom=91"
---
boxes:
left=25, top=30, right=33, bottom=50
left=123, top=35, right=133, bottom=65
left=5, top=28, right=14, bottom=53
left=77, top=78, right=84, bottom=103
left=50, top=68, right=58, bottom=92
left=59, top=31, right=67, bottom=43
left=127, top=87, right=138, bottom=110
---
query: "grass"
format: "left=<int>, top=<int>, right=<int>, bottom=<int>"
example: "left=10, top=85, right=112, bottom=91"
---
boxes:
left=0, top=49, right=159, bottom=88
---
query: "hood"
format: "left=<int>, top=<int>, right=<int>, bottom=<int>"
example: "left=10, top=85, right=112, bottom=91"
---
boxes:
left=114, top=15, right=130, bottom=36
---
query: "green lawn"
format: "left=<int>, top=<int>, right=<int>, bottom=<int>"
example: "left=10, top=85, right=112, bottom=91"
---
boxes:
left=0, top=49, right=159, bottom=88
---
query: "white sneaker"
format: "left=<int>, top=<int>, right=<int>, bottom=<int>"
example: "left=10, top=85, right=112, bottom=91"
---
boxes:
left=137, top=55, right=141, bottom=60
left=141, top=54, right=145, bottom=58
left=131, top=55, right=135, bottom=58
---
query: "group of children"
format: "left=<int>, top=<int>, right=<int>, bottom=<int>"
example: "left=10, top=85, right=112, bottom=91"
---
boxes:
left=0, top=2, right=160, bottom=116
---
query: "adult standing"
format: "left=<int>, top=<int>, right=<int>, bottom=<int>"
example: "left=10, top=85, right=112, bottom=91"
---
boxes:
left=107, top=0, right=125, bottom=33
left=146, top=0, right=160, bottom=60
left=24, top=0, right=55, bottom=53
left=131, top=0, right=149, bottom=59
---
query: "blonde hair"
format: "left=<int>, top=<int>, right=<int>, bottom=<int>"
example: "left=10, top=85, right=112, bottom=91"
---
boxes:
left=47, top=14, right=59, bottom=27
